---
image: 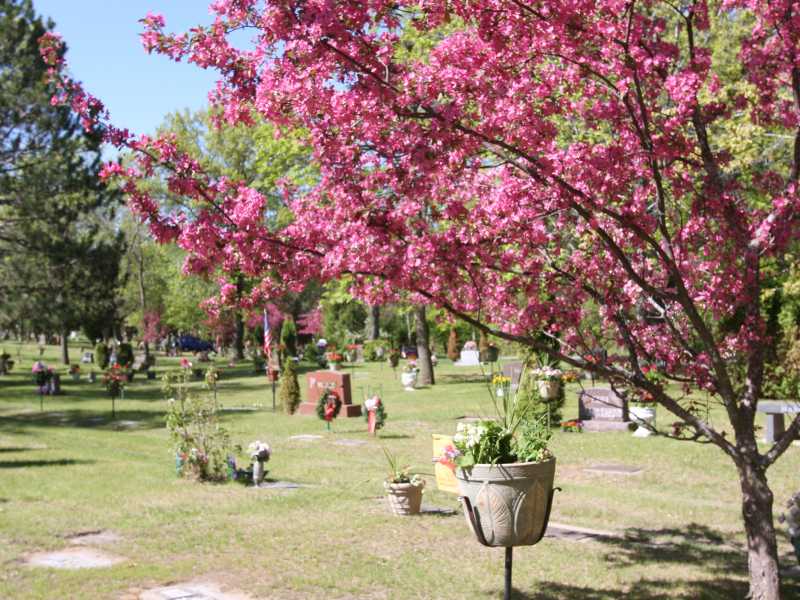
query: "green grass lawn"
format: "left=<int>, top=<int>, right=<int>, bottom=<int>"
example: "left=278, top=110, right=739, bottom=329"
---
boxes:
left=0, top=343, right=799, bottom=599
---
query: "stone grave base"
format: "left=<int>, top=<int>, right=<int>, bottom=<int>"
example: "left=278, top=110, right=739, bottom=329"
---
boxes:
left=581, top=420, right=631, bottom=432
left=26, top=547, right=125, bottom=569
left=138, top=580, right=253, bottom=600
left=66, top=529, right=121, bottom=546
left=583, top=463, right=643, bottom=476
left=288, top=434, right=323, bottom=442
left=296, top=402, right=362, bottom=417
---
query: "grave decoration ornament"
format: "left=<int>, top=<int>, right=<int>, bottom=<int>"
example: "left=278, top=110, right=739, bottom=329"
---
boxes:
left=383, top=448, right=425, bottom=516
left=364, top=395, right=387, bottom=435
left=451, top=380, right=557, bottom=600
left=103, top=364, right=126, bottom=418
left=248, top=440, right=271, bottom=485
left=317, top=390, right=342, bottom=431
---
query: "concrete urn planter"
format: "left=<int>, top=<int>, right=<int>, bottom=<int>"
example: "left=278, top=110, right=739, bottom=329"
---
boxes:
left=400, top=371, right=417, bottom=390
left=457, top=457, right=556, bottom=547
left=384, top=481, right=424, bottom=515
left=629, top=406, right=656, bottom=437
left=537, top=380, right=560, bottom=400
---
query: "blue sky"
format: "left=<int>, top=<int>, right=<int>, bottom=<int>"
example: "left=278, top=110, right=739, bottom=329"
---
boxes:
left=33, top=1, right=222, bottom=135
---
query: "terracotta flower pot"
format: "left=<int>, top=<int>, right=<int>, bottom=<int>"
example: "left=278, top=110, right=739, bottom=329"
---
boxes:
left=457, top=457, right=556, bottom=547
left=384, top=481, right=424, bottom=516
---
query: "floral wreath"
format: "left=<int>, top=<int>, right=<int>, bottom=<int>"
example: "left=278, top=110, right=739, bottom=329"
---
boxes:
left=316, top=390, right=342, bottom=421
left=363, top=395, right=387, bottom=431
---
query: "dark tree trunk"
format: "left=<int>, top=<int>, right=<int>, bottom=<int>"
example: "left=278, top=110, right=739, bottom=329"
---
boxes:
left=232, top=311, right=245, bottom=360
left=415, top=305, right=434, bottom=386
left=367, top=304, right=380, bottom=340
left=60, top=328, right=69, bottom=365
left=738, top=455, right=781, bottom=600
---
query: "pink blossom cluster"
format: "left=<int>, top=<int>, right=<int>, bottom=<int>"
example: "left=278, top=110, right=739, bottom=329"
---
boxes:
left=38, top=1, right=800, bottom=418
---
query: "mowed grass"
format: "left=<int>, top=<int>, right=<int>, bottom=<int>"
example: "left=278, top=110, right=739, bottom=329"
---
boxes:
left=0, top=343, right=799, bottom=599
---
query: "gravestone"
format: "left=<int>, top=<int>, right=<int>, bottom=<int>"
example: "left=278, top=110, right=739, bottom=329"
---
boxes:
left=456, top=349, right=481, bottom=366
left=502, top=361, right=525, bottom=390
left=578, top=387, right=630, bottom=432
left=298, top=370, right=361, bottom=417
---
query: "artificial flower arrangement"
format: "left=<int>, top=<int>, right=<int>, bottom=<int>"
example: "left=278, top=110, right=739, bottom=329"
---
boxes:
left=317, top=389, right=342, bottom=429
left=363, top=395, right=387, bottom=433
left=249, top=440, right=271, bottom=462
left=402, top=360, right=418, bottom=373
left=103, top=363, right=126, bottom=399
left=492, top=373, right=511, bottom=397
left=531, top=365, right=563, bottom=382
left=561, top=419, right=583, bottom=433
left=325, top=351, right=344, bottom=365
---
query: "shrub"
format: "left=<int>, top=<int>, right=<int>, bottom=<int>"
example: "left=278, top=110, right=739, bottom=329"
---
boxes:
left=278, top=360, right=301, bottom=414
left=163, top=369, right=231, bottom=482
left=117, top=342, right=134, bottom=368
left=280, top=317, right=298, bottom=357
left=363, top=339, right=387, bottom=361
left=95, top=342, right=109, bottom=369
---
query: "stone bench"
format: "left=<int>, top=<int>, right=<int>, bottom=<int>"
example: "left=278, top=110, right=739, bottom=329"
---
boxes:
left=757, top=401, right=800, bottom=444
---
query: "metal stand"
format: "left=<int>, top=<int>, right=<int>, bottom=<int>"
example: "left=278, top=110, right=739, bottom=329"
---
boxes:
left=504, top=547, right=513, bottom=600
left=271, top=378, right=276, bottom=412
left=458, top=487, right=560, bottom=600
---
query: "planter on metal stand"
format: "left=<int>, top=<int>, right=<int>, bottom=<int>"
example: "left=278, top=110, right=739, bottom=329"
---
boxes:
left=457, top=459, right=559, bottom=600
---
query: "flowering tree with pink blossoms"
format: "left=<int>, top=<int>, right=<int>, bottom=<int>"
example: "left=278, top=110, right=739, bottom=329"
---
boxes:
left=40, top=1, right=800, bottom=597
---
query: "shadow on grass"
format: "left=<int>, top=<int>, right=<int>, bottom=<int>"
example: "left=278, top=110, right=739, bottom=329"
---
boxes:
left=0, top=458, right=94, bottom=468
left=0, top=409, right=166, bottom=433
left=0, top=447, right=40, bottom=453
left=377, top=433, right=413, bottom=440
left=494, top=523, right=800, bottom=599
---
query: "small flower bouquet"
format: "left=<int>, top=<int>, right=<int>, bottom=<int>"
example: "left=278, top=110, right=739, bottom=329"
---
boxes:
left=180, top=357, right=193, bottom=369
left=403, top=360, right=418, bottom=373
left=492, top=373, right=511, bottom=397
left=325, top=351, right=344, bottom=364
left=531, top=366, right=563, bottom=382
left=437, top=443, right=461, bottom=472
left=248, top=440, right=271, bottom=462
left=561, top=419, right=583, bottom=433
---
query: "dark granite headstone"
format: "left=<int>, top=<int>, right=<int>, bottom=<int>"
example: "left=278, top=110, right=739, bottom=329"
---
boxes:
left=502, top=361, right=525, bottom=390
left=578, top=388, right=630, bottom=432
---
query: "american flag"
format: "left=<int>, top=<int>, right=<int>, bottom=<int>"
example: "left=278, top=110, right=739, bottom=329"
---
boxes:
left=263, top=309, right=272, bottom=368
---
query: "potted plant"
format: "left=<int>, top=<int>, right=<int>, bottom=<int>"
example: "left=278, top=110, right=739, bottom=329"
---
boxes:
left=450, top=381, right=556, bottom=547
left=387, top=348, right=400, bottom=369
left=248, top=440, right=271, bottom=485
left=400, top=361, right=418, bottom=391
left=383, top=448, right=425, bottom=516
left=532, top=365, right=563, bottom=400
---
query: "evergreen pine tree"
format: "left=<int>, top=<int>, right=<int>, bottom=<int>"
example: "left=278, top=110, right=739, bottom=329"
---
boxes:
left=278, top=360, right=301, bottom=414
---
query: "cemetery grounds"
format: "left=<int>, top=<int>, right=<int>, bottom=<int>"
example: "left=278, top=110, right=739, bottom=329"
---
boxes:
left=0, top=343, right=799, bottom=599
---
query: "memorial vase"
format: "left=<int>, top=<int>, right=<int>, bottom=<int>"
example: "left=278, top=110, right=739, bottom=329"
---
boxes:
left=537, top=380, right=560, bottom=400
left=400, top=371, right=417, bottom=390
left=629, top=406, right=656, bottom=437
left=456, top=458, right=556, bottom=547
left=384, top=481, right=424, bottom=515
left=253, top=460, right=264, bottom=485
